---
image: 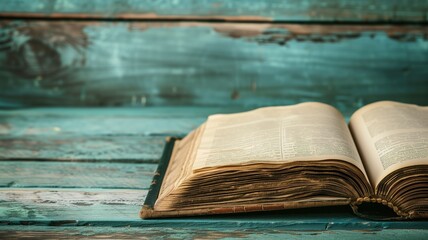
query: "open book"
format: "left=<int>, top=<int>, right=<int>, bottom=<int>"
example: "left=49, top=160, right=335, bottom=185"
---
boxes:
left=141, top=101, right=428, bottom=219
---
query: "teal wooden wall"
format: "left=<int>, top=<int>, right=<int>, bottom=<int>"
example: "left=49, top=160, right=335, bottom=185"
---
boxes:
left=1, top=1, right=428, bottom=113
left=1, top=21, right=428, bottom=115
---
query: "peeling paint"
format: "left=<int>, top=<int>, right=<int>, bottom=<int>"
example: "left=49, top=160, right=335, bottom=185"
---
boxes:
left=0, top=12, right=273, bottom=22
left=214, top=24, right=428, bottom=44
left=2, top=21, right=88, bottom=81
left=1, top=21, right=428, bottom=109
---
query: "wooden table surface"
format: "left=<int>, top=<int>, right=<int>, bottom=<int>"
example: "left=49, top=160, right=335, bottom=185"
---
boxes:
left=0, top=107, right=427, bottom=239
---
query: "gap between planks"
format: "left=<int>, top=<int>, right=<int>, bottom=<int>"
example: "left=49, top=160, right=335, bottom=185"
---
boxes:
left=2, top=0, right=428, bottom=23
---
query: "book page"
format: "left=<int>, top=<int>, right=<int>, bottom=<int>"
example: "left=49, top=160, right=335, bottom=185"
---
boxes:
left=157, top=124, right=205, bottom=202
left=349, top=101, right=428, bottom=189
left=192, top=102, right=366, bottom=173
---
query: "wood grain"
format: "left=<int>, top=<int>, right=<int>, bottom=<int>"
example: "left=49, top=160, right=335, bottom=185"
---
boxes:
left=1, top=21, right=428, bottom=112
left=1, top=0, right=428, bottom=22
left=0, top=107, right=228, bottom=136
left=0, top=107, right=248, bottom=161
left=1, top=188, right=428, bottom=230
left=0, top=189, right=146, bottom=223
left=0, top=136, right=166, bottom=161
left=0, top=161, right=156, bottom=189
left=1, top=227, right=428, bottom=240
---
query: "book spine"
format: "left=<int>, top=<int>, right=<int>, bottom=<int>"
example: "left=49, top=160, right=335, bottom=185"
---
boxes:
left=351, top=196, right=412, bottom=220
left=142, top=137, right=177, bottom=209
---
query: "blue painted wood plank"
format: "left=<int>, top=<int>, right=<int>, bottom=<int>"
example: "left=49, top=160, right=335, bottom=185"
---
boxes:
left=1, top=21, right=427, bottom=113
left=0, top=226, right=427, bottom=240
left=0, top=107, right=248, bottom=161
left=0, top=106, right=247, bottom=118
left=0, top=136, right=167, bottom=161
left=0, top=188, right=146, bottom=223
left=1, top=0, right=428, bottom=22
left=0, top=107, right=244, bottom=136
left=0, top=161, right=156, bottom=189
left=1, top=189, right=428, bottom=230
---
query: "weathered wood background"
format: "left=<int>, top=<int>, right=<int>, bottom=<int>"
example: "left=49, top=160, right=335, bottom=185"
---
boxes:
left=1, top=21, right=428, bottom=115
left=1, top=0, right=428, bottom=112
left=1, top=1, right=428, bottom=239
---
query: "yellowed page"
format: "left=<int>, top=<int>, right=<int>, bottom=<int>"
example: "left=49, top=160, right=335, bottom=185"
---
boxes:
left=157, top=124, right=206, bottom=202
left=192, top=102, right=365, bottom=173
left=349, top=101, right=428, bottom=189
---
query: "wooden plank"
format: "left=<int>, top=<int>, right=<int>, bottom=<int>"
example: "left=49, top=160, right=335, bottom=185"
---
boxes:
left=0, top=107, right=248, bottom=161
left=0, top=136, right=166, bottom=161
left=1, top=0, right=428, bottom=22
left=1, top=189, right=428, bottom=229
left=0, top=189, right=146, bottom=223
left=0, top=107, right=243, bottom=136
left=0, top=106, right=246, bottom=118
left=0, top=161, right=156, bottom=189
left=1, top=21, right=428, bottom=114
left=1, top=227, right=428, bottom=240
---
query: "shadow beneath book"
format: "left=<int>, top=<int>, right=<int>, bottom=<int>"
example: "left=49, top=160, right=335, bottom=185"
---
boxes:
left=354, top=202, right=401, bottom=220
